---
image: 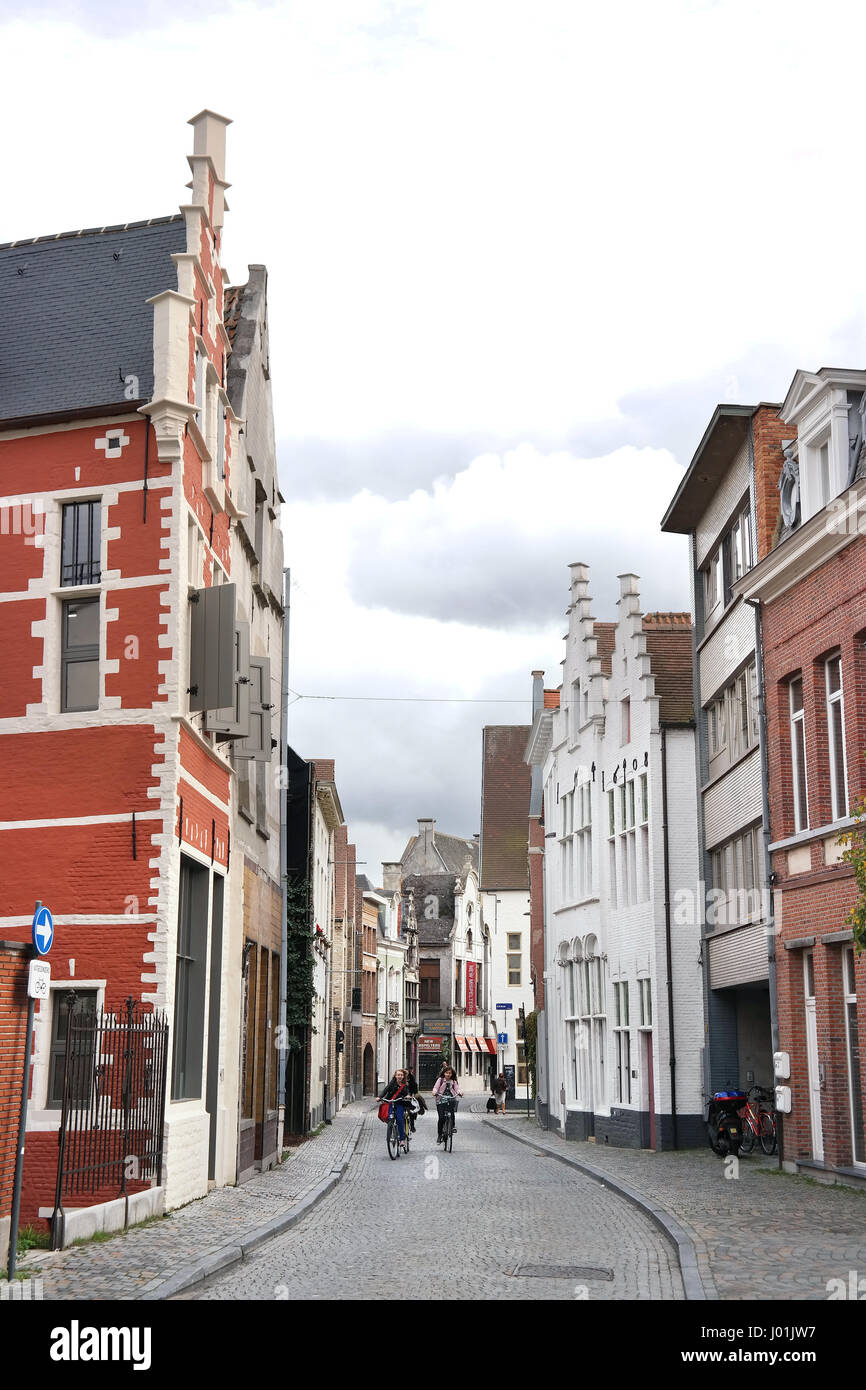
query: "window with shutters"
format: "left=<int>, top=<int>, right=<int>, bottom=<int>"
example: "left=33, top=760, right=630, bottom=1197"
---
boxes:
left=204, top=620, right=251, bottom=738
left=189, top=583, right=237, bottom=714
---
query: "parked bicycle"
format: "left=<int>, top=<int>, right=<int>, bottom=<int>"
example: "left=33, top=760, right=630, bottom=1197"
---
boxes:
left=738, top=1085, right=777, bottom=1155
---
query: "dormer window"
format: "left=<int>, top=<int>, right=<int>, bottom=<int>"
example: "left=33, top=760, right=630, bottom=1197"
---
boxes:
left=779, top=368, right=866, bottom=528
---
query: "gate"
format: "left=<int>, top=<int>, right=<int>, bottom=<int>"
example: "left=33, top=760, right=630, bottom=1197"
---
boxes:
left=51, top=993, right=169, bottom=1248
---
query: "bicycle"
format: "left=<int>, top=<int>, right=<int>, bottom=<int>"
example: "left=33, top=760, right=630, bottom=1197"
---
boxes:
left=437, top=1096, right=457, bottom=1152
left=385, top=1102, right=411, bottom=1160
left=738, top=1085, right=777, bottom=1156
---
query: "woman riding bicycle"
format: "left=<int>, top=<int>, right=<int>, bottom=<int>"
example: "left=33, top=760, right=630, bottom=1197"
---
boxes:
left=379, top=1069, right=413, bottom=1147
left=433, top=1067, right=463, bottom=1143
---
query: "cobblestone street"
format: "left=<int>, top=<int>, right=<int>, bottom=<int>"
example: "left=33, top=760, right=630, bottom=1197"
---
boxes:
left=183, top=1107, right=684, bottom=1301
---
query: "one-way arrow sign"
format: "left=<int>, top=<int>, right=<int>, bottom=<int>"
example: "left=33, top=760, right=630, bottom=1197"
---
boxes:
left=32, top=904, right=54, bottom=956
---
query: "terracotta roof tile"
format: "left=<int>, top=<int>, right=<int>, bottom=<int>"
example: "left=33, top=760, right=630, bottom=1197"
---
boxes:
left=479, top=726, right=531, bottom=890
left=642, top=615, right=694, bottom=723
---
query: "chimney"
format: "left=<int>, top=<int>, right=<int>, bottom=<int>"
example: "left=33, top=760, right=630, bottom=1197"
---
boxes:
left=417, top=817, right=435, bottom=855
left=382, top=862, right=402, bottom=894
left=531, top=669, right=544, bottom=719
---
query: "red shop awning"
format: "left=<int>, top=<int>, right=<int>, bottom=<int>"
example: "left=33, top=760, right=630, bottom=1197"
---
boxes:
left=455, top=1035, right=469, bottom=1052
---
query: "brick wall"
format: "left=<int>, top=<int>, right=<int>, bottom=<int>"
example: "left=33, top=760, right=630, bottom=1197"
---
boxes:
left=0, top=943, right=30, bottom=1257
left=761, top=526, right=866, bottom=1170
left=752, top=406, right=790, bottom=562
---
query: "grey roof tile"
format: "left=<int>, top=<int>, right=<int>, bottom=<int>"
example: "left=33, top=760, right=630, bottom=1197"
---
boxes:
left=0, top=216, right=186, bottom=427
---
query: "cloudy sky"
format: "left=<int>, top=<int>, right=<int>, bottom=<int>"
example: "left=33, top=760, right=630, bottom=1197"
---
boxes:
left=6, top=0, right=866, bottom=877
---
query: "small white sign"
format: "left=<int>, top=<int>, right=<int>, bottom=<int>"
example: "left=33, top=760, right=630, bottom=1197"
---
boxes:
left=28, top=959, right=51, bottom=1000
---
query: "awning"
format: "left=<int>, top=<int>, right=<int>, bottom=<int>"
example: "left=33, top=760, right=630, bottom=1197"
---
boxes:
left=483, top=1038, right=497, bottom=1055
left=455, top=1035, right=469, bottom=1052
left=467, top=1037, right=480, bottom=1051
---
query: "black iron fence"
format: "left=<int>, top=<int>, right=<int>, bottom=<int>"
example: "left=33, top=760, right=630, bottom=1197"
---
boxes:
left=51, top=994, right=169, bottom=1248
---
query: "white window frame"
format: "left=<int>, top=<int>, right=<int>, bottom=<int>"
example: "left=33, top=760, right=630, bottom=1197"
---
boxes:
left=789, top=676, right=809, bottom=833
left=825, top=654, right=849, bottom=823
left=842, top=946, right=864, bottom=1166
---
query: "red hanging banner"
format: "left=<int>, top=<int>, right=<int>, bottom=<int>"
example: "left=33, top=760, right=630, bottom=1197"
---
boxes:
left=465, top=961, right=477, bottom=1016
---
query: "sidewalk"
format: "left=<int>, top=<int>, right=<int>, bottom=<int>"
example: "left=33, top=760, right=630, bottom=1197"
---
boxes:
left=480, top=1108, right=866, bottom=1300
left=3, top=1101, right=371, bottom=1302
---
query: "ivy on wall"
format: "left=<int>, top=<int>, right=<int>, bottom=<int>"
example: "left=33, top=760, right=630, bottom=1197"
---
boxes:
left=284, top=874, right=315, bottom=1041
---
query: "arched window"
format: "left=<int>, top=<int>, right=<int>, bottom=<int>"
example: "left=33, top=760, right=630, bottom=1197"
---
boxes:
left=466, top=927, right=473, bottom=955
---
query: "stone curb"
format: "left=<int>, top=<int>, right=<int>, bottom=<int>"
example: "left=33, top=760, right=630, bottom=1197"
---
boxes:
left=137, top=1112, right=368, bottom=1301
left=483, top=1118, right=715, bottom=1302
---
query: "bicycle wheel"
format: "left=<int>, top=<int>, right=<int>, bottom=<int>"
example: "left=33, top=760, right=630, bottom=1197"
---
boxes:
left=739, top=1115, right=756, bottom=1155
left=759, top=1112, right=777, bottom=1156
left=386, top=1117, right=399, bottom=1160
left=444, top=1111, right=453, bottom=1152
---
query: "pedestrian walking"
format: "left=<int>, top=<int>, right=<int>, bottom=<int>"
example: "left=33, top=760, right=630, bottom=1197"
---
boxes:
left=493, top=1072, right=507, bottom=1114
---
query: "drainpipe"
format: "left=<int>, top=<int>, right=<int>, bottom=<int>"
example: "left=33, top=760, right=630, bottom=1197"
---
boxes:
left=745, top=594, right=783, bottom=1169
left=661, top=725, right=678, bottom=1149
left=278, top=569, right=290, bottom=1116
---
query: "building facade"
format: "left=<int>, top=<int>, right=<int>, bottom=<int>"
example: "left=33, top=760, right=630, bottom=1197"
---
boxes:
left=479, top=724, right=533, bottom=1099
left=0, top=112, right=285, bottom=1227
left=526, top=567, right=704, bottom=1148
left=662, top=405, right=784, bottom=1098
left=738, top=367, right=866, bottom=1180
left=397, top=820, right=483, bottom=1089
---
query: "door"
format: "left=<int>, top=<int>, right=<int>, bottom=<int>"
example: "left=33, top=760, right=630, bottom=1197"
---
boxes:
left=804, top=951, right=823, bottom=1162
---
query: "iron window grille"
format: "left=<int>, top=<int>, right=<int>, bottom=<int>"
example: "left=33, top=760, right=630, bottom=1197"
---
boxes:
left=61, top=500, right=101, bottom=586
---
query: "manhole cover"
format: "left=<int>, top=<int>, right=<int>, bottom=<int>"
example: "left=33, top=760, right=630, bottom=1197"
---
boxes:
left=510, top=1264, right=614, bottom=1281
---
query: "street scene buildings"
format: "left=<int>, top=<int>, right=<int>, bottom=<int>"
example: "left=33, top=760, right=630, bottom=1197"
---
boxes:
left=0, top=74, right=865, bottom=1324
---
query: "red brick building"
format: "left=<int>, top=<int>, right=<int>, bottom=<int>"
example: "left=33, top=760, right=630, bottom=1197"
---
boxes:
left=738, top=368, right=866, bottom=1180
left=0, top=112, right=286, bottom=1235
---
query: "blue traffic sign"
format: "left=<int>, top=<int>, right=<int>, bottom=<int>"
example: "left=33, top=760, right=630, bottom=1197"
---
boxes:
left=495, top=1002, right=513, bottom=1011
left=32, top=906, right=54, bottom=956
left=497, top=1032, right=508, bottom=1045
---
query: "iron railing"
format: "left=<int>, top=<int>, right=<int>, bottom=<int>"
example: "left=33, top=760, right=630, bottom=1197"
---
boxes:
left=51, top=994, right=169, bottom=1247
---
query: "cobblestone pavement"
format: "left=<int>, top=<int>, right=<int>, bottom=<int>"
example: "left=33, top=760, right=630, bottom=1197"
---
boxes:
left=481, top=1109, right=866, bottom=1301
left=184, top=1105, right=684, bottom=1301
left=6, top=1104, right=367, bottom=1301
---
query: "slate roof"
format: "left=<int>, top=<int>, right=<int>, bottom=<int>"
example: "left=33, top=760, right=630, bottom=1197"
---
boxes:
left=0, top=215, right=185, bottom=428
left=479, top=725, right=531, bottom=891
left=642, top=613, right=694, bottom=723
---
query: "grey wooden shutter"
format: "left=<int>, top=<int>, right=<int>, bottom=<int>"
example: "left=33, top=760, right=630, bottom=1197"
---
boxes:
left=205, top=620, right=251, bottom=736
left=234, top=656, right=272, bottom=762
left=189, top=583, right=236, bottom=712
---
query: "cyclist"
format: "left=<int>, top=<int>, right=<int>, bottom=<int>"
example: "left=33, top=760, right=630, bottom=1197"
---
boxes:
left=433, top=1067, right=463, bottom=1143
left=378, top=1069, right=413, bottom=1149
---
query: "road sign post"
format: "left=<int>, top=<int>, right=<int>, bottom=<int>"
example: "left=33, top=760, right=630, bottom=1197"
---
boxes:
left=8, top=903, right=53, bottom=1281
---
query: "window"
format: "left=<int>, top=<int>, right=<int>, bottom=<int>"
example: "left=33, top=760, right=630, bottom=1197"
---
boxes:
left=638, top=978, right=652, bottom=1028
left=61, top=501, right=100, bottom=586
left=455, top=958, right=463, bottom=1009
left=710, top=825, right=763, bottom=926
left=172, top=858, right=210, bottom=1100
left=507, top=933, right=522, bottom=986
left=61, top=597, right=99, bottom=711
left=419, top=961, right=436, bottom=1006
left=708, top=662, right=759, bottom=772
left=639, top=774, right=649, bottom=823
left=571, top=679, right=581, bottom=743
left=516, top=1041, right=528, bottom=1087
left=195, top=347, right=206, bottom=433
left=613, top=981, right=631, bottom=1104
left=789, top=676, right=809, bottom=832
left=47, top=990, right=98, bottom=1108
left=816, top=440, right=831, bottom=511
left=826, top=655, right=848, bottom=822
left=621, top=697, right=631, bottom=746
left=608, top=789, right=616, bottom=837
left=704, top=549, right=722, bottom=613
